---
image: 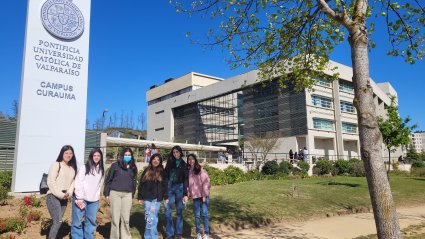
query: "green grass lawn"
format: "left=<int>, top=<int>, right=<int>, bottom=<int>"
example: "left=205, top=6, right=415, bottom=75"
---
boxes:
left=129, top=176, right=425, bottom=238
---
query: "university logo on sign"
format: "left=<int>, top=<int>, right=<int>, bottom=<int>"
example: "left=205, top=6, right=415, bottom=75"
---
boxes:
left=41, top=0, right=84, bottom=41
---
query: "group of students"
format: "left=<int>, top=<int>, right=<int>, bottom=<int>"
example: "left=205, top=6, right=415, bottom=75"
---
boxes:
left=46, top=145, right=211, bottom=239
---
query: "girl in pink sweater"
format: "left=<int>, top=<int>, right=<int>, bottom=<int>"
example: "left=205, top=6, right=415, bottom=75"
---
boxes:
left=187, top=154, right=211, bottom=239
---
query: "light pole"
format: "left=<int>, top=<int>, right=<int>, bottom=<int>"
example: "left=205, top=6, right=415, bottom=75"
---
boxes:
left=102, top=108, right=109, bottom=130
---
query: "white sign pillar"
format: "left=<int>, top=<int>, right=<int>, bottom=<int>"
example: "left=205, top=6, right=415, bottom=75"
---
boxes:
left=12, top=0, right=91, bottom=192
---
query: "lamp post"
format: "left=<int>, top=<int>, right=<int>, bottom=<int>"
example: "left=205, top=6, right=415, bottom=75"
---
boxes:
left=102, top=108, right=109, bottom=130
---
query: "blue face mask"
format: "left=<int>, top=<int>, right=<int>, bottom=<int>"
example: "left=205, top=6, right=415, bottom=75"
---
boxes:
left=123, top=155, right=132, bottom=163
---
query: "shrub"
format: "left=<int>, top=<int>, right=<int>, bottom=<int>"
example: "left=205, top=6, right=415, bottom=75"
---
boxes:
left=411, top=160, right=425, bottom=168
left=411, top=167, right=425, bottom=177
left=262, top=161, right=279, bottom=175
left=0, top=171, right=12, bottom=189
left=297, top=161, right=310, bottom=175
left=278, top=161, right=293, bottom=175
left=203, top=165, right=226, bottom=186
left=0, top=185, right=8, bottom=205
left=245, top=170, right=264, bottom=181
left=313, top=160, right=333, bottom=175
left=348, top=158, right=365, bottom=177
left=223, top=166, right=245, bottom=184
left=334, top=159, right=350, bottom=175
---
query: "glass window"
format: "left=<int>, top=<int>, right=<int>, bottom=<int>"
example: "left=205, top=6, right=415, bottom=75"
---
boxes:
left=313, top=118, right=334, bottom=131
left=314, top=77, right=331, bottom=87
left=312, top=95, right=332, bottom=109
left=339, top=80, right=354, bottom=93
left=340, top=100, right=356, bottom=113
left=342, top=122, right=357, bottom=134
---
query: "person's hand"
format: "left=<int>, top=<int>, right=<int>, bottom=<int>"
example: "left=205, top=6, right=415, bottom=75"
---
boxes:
left=165, top=199, right=169, bottom=205
left=202, top=197, right=206, bottom=203
left=63, top=192, right=69, bottom=200
left=183, top=196, right=188, bottom=203
left=75, top=199, right=85, bottom=209
left=138, top=200, right=144, bottom=205
left=106, top=196, right=110, bottom=205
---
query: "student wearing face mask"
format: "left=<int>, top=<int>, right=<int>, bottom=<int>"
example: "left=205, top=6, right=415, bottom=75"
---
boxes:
left=104, top=147, right=138, bottom=239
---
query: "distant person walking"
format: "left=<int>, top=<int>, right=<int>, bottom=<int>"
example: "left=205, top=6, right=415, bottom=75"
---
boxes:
left=145, top=144, right=151, bottom=163
left=303, top=147, right=309, bottom=163
left=71, top=148, right=105, bottom=239
left=164, top=145, right=189, bottom=239
left=138, top=153, right=168, bottom=239
left=150, top=143, right=157, bottom=155
left=46, top=145, right=77, bottom=239
left=289, top=149, right=294, bottom=160
left=104, top=148, right=138, bottom=239
left=187, top=154, right=211, bottom=239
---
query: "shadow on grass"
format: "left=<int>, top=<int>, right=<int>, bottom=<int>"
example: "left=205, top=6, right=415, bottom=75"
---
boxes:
left=208, top=196, right=271, bottom=231
left=129, top=197, right=270, bottom=238
left=317, top=181, right=361, bottom=187
left=409, top=177, right=425, bottom=182
left=130, top=204, right=194, bottom=238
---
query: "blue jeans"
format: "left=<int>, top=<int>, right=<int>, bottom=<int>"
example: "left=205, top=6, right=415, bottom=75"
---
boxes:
left=165, top=183, right=184, bottom=237
left=144, top=199, right=161, bottom=239
left=71, top=197, right=99, bottom=239
left=193, top=197, right=209, bottom=235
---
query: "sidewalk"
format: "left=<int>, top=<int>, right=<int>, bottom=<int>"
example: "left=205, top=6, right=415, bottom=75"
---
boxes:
left=214, top=205, right=425, bottom=239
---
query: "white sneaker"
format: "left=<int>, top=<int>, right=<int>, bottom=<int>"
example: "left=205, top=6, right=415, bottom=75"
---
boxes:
left=196, top=233, right=202, bottom=239
left=203, top=235, right=209, bottom=239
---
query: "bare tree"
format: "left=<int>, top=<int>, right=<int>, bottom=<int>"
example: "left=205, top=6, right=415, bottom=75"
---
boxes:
left=245, top=134, right=280, bottom=167
left=10, top=100, right=19, bottom=120
left=138, top=112, right=146, bottom=130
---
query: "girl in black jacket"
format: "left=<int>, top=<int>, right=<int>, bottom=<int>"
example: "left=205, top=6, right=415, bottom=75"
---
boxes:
left=138, top=153, right=168, bottom=239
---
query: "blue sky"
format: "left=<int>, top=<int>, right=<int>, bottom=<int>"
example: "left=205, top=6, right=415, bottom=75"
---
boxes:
left=0, top=1, right=424, bottom=130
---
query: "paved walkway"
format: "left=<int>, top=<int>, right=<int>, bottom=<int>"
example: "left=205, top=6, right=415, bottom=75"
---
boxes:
left=214, top=205, right=425, bottom=239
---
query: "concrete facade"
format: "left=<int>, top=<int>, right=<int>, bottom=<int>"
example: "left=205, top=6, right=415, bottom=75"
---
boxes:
left=412, top=131, right=425, bottom=153
left=146, top=61, right=398, bottom=161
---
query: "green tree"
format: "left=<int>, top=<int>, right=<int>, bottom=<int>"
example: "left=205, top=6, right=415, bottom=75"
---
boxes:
left=172, top=0, right=424, bottom=237
left=406, top=144, right=419, bottom=161
left=378, top=96, right=417, bottom=173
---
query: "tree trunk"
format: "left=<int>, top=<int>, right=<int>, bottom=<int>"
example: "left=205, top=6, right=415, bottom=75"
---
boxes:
left=350, top=31, right=400, bottom=238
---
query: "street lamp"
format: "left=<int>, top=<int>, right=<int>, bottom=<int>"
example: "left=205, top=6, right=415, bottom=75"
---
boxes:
left=102, top=108, right=109, bottom=130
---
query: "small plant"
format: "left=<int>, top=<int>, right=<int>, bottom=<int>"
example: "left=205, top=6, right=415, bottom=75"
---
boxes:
left=26, top=210, right=42, bottom=223
left=0, top=218, right=25, bottom=234
left=22, top=196, right=34, bottom=206
left=278, top=161, right=293, bottom=175
left=223, top=166, right=245, bottom=184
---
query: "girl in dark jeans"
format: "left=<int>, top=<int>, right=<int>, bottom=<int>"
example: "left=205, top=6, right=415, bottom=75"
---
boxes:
left=46, top=145, right=77, bottom=239
left=164, top=145, right=189, bottom=239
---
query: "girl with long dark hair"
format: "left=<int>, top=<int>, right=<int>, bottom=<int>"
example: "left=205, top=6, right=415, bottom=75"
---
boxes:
left=187, top=154, right=211, bottom=239
left=71, top=148, right=105, bottom=239
left=46, top=145, right=77, bottom=239
left=104, top=147, right=138, bottom=239
left=138, top=153, right=168, bottom=239
left=164, top=145, right=189, bottom=239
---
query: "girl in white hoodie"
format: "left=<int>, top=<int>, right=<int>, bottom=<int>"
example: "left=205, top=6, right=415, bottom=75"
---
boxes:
left=71, top=148, right=105, bottom=239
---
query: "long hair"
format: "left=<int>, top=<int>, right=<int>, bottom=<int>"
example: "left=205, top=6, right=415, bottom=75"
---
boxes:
left=119, top=147, right=137, bottom=169
left=142, top=153, right=164, bottom=182
left=187, top=153, right=201, bottom=175
left=165, top=145, right=183, bottom=170
left=85, top=148, right=105, bottom=176
left=56, top=145, right=77, bottom=175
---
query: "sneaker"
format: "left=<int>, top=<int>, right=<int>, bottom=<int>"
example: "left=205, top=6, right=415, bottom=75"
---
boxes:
left=203, top=235, right=209, bottom=239
left=175, top=235, right=182, bottom=239
left=196, top=233, right=202, bottom=239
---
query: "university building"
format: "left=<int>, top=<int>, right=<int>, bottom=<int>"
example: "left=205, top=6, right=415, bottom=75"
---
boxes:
left=146, top=60, right=397, bottom=161
left=411, top=131, right=425, bottom=153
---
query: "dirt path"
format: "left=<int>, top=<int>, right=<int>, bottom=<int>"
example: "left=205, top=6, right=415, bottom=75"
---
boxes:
left=214, top=205, right=425, bottom=239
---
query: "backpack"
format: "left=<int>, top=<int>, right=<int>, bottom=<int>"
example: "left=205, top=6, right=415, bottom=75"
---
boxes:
left=39, top=162, right=61, bottom=194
